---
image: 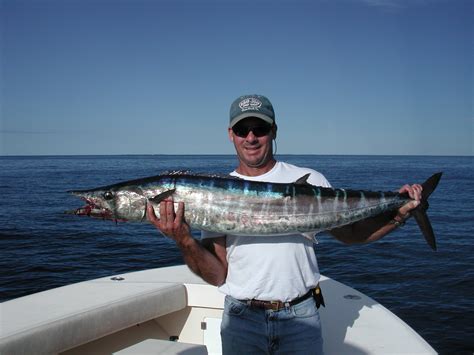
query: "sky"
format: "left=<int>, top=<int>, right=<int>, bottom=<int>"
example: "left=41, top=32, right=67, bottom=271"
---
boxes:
left=1, top=0, right=472, bottom=156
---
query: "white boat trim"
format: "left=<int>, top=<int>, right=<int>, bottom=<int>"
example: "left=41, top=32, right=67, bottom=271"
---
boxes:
left=0, top=265, right=436, bottom=354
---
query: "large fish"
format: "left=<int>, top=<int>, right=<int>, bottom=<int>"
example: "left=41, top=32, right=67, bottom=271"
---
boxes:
left=67, top=171, right=442, bottom=250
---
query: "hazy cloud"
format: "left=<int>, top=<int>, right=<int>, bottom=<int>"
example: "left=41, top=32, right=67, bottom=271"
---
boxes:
left=0, top=130, right=57, bottom=134
left=0, top=129, right=90, bottom=135
left=358, top=0, right=445, bottom=10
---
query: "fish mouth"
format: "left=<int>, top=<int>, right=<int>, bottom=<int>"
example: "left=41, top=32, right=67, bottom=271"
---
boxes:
left=65, top=197, right=115, bottom=220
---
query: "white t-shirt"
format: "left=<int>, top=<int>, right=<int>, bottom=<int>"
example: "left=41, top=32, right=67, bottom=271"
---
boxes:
left=202, top=161, right=331, bottom=302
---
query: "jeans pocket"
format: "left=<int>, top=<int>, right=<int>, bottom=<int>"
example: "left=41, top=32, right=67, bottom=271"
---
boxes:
left=224, top=296, right=247, bottom=317
left=292, top=298, right=318, bottom=318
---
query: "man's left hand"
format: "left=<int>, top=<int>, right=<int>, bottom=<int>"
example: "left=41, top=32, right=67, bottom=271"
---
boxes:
left=397, top=183, right=423, bottom=219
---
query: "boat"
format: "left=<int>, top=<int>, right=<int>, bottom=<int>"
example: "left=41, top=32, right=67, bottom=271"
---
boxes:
left=0, top=265, right=436, bottom=354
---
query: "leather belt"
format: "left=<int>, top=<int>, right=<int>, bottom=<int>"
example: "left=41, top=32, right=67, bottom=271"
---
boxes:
left=244, top=283, right=324, bottom=311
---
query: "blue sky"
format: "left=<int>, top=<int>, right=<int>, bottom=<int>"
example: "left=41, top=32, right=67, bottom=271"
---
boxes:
left=1, top=0, right=472, bottom=156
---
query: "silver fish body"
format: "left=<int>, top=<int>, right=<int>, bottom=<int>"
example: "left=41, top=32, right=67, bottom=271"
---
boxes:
left=68, top=172, right=442, bottom=249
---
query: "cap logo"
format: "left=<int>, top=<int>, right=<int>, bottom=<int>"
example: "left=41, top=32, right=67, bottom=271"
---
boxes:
left=239, top=97, right=262, bottom=112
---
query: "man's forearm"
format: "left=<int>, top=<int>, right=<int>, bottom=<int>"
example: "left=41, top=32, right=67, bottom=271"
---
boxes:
left=330, top=187, right=421, bottom=244
left=177, top=237, right=227, bottom=286
left=329, top=184, right=423, bottom=244
left=330, top=211, right=401, bottom=244
left=147, top=202, right=227, bottom=286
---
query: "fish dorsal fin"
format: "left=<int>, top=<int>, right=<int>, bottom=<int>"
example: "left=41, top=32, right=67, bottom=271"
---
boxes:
left=294, top=173, right=311, bottom=185
left=163, top=170, right=192, bottom=176
left=148, top=189, right=176, bottom=204
left=161, top=170, right=242, bottom=180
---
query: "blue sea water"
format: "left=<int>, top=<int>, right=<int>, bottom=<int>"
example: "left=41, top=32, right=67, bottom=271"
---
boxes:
left=0, top=155, right=473, bottom=354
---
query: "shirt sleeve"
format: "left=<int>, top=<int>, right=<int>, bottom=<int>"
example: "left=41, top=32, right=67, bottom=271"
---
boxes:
left=307, top=170, right=332, bottom=188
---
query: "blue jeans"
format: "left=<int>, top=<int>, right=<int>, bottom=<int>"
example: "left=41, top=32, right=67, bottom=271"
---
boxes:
left=221, top=295, right=324, bottom=354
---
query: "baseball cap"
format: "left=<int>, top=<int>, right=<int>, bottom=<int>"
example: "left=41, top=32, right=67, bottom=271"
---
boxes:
left=229, top=94, right=275, bottom=128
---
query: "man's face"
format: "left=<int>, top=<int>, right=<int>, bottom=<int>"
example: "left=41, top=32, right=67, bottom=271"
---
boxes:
left=228, top=117, right=276, bottom=169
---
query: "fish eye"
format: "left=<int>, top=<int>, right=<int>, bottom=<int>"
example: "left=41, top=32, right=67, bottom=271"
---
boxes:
left=103, top=191, right=115, bottom=200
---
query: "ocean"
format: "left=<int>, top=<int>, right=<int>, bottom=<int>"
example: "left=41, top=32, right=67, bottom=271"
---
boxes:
left=0, top=155, right=473, bottom=354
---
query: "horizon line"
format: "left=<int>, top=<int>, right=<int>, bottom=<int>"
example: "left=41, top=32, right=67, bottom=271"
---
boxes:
left=1, top=153, right=472, bottom=158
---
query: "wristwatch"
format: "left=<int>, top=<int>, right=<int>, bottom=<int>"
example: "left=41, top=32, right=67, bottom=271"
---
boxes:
left=389, top=212, right=409, bottom=227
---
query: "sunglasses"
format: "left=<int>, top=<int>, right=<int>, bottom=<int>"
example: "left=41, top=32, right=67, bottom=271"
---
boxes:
left=232, top=123, right=273, bottom=138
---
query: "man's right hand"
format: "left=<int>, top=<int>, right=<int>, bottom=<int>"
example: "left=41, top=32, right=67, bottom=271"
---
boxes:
left=147, top=200, right=193, bottom=247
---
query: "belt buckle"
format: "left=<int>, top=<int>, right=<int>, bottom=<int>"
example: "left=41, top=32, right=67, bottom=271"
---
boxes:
left=270, top=301, right=281, bottom=311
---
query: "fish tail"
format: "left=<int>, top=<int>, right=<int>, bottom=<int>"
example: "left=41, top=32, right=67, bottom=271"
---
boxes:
left=412, top=172, right=442, bottom=251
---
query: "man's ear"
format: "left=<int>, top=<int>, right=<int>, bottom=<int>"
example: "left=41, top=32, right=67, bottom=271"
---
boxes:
left=272, top=124, right=278, bottom=140
left=228, top=127, right=234, bottom=142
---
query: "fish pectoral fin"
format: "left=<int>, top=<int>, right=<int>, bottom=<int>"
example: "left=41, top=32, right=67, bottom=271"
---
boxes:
left=148, top=189, right=176, bottom=204
left=294, top=173, right=312, bottom=185
left=301, top=232, right=319, bottom=244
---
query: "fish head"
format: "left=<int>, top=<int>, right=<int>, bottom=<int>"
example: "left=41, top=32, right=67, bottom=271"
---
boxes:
left=69, top=185, right=147, bottom=221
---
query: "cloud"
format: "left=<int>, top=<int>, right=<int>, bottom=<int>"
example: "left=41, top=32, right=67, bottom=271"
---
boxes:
left=0, top=129, right=90, bottom=135
left=361, top=0, right=402, bottom=8
left=0, top=130, right=57, bottom=134
left=358, top=0, right=443, bottom=10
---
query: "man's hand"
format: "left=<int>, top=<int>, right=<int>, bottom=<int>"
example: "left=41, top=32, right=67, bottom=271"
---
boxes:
left=147, top=200, right=193, bottom=247
left=397, top=183, right=422, bottom=220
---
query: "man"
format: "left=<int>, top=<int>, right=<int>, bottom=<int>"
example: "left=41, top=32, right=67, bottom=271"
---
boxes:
left=147, top=94, right=422, bottom=354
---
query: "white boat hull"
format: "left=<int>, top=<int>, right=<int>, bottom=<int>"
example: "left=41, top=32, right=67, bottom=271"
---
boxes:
left=0, top=265, right=436, bottom=354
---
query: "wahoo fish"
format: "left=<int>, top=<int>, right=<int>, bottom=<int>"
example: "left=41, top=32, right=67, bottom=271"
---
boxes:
left=67, top=172, right=442, bottom=250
